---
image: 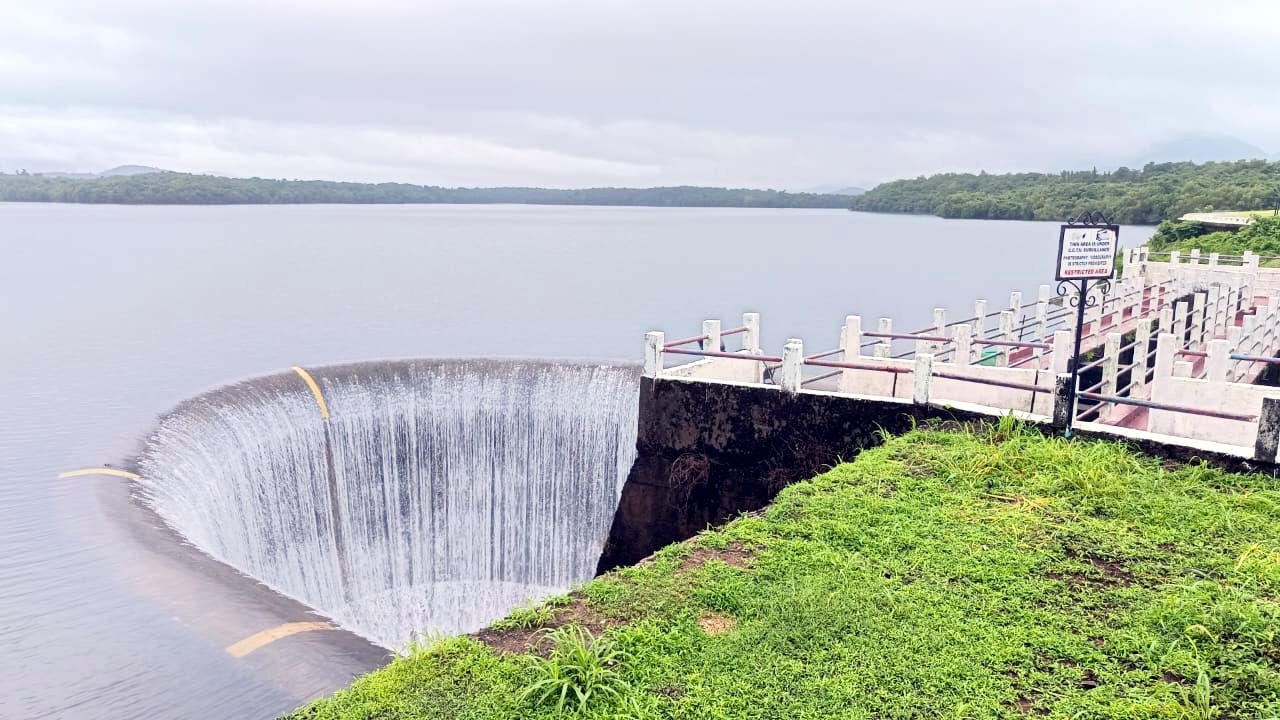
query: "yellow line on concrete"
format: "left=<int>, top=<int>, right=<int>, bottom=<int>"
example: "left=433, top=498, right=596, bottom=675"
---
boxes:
left=291, top=366, right=331, bottom=421
left=57, top=468, right=141, bottom=480
left=225, top=621, right=336, bottom=658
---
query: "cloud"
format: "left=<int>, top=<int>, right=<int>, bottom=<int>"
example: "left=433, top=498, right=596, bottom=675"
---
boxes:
left=3, top=0, right=1280, bottom=186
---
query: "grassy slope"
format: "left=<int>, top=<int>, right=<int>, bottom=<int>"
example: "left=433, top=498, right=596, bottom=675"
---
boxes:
left=291, top=423, right=1280, bottom=719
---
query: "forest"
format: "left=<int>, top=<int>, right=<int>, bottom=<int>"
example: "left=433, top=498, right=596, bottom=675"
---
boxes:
left=850, top=160, right=1280, bottom=224
left=1147, top=215, right=1280, bottom=257
left=0, top=171, right=852, bottom=208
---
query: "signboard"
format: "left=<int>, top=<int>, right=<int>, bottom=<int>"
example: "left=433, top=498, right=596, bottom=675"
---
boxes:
left=1056, top=224, right=1119, bottom=280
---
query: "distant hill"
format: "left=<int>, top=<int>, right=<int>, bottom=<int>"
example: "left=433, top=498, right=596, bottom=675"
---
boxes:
left=33, top=165, right=168, bottom=179
left=849, top=159, right=1280, bottom=225
left=98, top=165, right=167, bottom=176
left=1131, top=134, right=1269, bottom=166
left=0, top=171, right=857, bottom=208
left=805, top=184, right=866, bottom=196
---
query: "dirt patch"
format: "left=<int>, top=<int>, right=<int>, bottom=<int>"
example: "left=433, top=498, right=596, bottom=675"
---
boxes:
left=1008, top=693, right=1049, bottom=716
left=471, top=594, right=619, bottom=656
left=697, top=614, right=737, bottom=634
left=678, top=541, right=754, bottom=572
left=1054, top=547, right=1133, bottom=586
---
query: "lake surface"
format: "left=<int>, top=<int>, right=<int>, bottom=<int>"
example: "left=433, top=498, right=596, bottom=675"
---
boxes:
left=0, top=203, right=1153, bottom=719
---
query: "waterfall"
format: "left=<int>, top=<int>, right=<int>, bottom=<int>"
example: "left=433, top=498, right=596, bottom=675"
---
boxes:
left=135, top=360, right=639, bottom=649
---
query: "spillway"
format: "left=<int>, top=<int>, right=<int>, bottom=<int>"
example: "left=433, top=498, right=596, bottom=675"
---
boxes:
left=135, top=360, right=639, bottom=649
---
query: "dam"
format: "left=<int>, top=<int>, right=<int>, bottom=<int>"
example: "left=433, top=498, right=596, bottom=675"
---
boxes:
left=134, top=360, right=639, bottom=649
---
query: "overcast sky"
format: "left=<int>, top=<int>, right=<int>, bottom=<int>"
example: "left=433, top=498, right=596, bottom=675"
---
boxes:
left=3, top=0, right=1279, bottom=188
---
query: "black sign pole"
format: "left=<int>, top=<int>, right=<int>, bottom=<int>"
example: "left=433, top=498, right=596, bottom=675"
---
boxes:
left=1055, top=211, right=1118, bottom=438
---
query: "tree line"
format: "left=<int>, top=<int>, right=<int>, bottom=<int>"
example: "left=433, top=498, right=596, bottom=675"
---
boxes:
left=850, top=160, right=1280, bottom=224
left=0, top=171, right=854, bottom=208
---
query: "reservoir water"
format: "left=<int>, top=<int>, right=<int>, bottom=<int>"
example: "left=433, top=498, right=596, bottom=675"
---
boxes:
left=0, top=203, right=1153, bottom=719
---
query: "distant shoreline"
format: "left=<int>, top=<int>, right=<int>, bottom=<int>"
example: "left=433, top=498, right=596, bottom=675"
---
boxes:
left=0, top=171, right=856, bottom=209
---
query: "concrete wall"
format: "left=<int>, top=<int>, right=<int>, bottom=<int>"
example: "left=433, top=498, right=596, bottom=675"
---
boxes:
left=596, top=376, right=991, bottom=571
left=599, top=375, right=1280, bottom=574
left=663, top=356, right=764, bottom=384
left=1150, top=377, right=1279, bottom=447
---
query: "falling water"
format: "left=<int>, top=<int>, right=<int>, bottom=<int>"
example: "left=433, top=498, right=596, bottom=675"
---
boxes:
left=135, top=360, right=639, bottom=649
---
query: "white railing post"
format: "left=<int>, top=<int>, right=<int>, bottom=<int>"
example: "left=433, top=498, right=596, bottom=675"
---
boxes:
left=953, top=323, right=972, bottom=365
left=1190, top=248, right=1201, bottom=265
left=913, top=353, right=933, bottom=405
left=974, top=299, right=987, bottom=338
left=743, top=312, right=761, bottom=354
left=1192, top=292, right=1208, bottom=347
left=1101, top=332, right=1121, bottom=420
left=1159, top=305, right=1174, bottom=335
left=1209, top=252, right=1220, bottom=267
left=1206, top=339, right=1230, bottom=383
left=781, top=338, right=803, bottom=393
left=1133, top=318, right=1153, bottom=398
left=1174, top=301, right=1189, bottom=347
left=933, top=308, right=947, bottom=355
left=1170, top=250, right=1181, bottom=265
left=1154, top=332, right=1177, bottom=381
left=998, top=310, right=1014, bottom=367
left=645, top=331, right=665, bottom=378
left=702, top=319, right=721, bottom=353
left=1051, top=330, right=1073, bottom=374
left=840, top=315, right=862, bottom=358
left=1228, top=326, right=1245, bottom=381
left=876, top=317, right=892, bottom=358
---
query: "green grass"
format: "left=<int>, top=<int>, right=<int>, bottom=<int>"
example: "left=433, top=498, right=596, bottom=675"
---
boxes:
left=289, top=423, right=1280, bottom=719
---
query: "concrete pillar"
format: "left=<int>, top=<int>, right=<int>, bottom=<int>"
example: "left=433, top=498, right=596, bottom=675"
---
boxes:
left=877, top=317, right=892, bottom=359
left=953, top=324, right=972, bottom=365
left=1101, top=332, right=1121, bottom=420
left=1173, top=360, right=1193, bottom=378
left=1159, top=306, right=1173, bottom=335
left=1255, top=397, right=1280, bottom=463
left=1174, top=301, right=1189, bottom=345
left=702, top=319, right=721, bottom=353
left=743, top=312, right=761, bottom=354
left=1228, top=326, right=1245, bottom=381
left=998, top=310, right=1015, bottom=367
left=1052, top=373, right=1073, bottom=429
left=1038, top=284, right=1051, bottom=303
left=781, top=338, right=803, bottom=393
left=913, top=353, right=933, bottom=405
left=1154, top=332, right=1176, bottom=381
left=1192, top=292, right=1208, bottom=346
left=1010, top=291, right=1023, bottom=314
left=644, top=331, right=665, bottom=378
left=1209, top=285, right=1223, bottom=336
left=1190, top=248, right=1201, bottom=265
left=840, top=315, right=862, bottom=358
left=1051, top=330, right=1073, bottom=374
left=1133, top=318, right=1153, bottom=398
left=1170, top=250, right=1181, bottom=265
left=1034, top=299, right=1049, bottom=361
left=1209, top=252, right=1220, bottom=267
left=974, top=299, right=987, bottom=338
left=1206, top=339, right=1230, bottom=383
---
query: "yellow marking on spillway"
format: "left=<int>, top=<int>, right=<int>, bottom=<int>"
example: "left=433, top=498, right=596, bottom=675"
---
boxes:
left=57, top=468, right=141, bottom=480
left=225, top=621, right=336, bottom=658
left=291, top=366, right=331, bottom=421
